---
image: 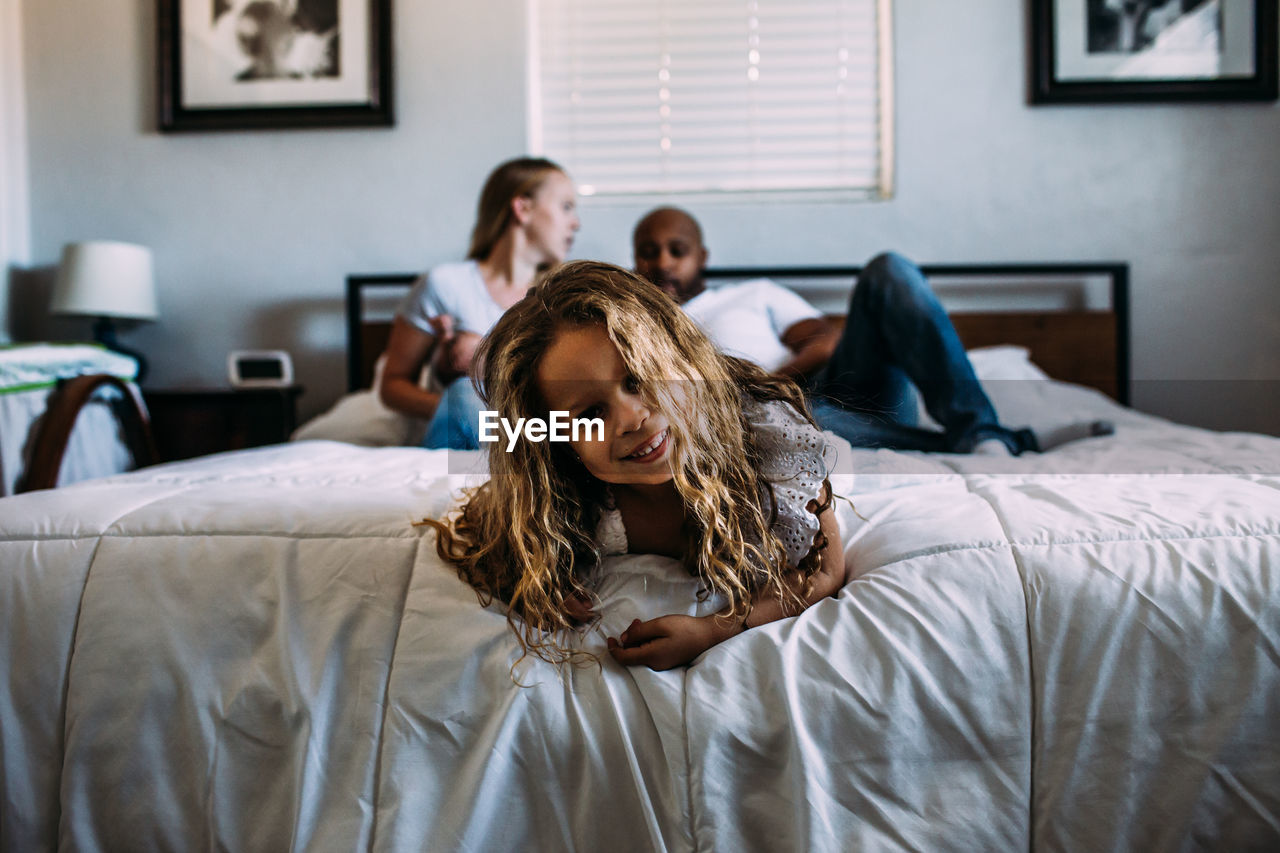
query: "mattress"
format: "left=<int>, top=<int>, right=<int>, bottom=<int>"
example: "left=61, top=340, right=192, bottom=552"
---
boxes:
left=1, top=379, right=1277, bottom=851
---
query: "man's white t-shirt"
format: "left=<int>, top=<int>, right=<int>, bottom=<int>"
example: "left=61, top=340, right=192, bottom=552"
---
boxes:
left=396, top=260, right=505, bottom=336
left=682, top=278, right=823, bottom=372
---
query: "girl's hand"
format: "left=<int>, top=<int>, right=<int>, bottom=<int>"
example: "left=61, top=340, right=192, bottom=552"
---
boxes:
left=565, top=593, right=596, bottom=625
left=607, top=615, right=726, bottom=671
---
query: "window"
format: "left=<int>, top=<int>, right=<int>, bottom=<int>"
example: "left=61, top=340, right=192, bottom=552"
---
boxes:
left=528, top=0, right=893, bottom=199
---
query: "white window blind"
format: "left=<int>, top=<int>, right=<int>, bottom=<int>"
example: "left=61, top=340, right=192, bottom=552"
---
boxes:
left=528, top=0, right=893, bottom=199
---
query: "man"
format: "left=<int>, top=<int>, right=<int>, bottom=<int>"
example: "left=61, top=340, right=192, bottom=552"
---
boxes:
left=632, top=207, right=1108, bottom=454
left=632, top=208, right=840, bottom=383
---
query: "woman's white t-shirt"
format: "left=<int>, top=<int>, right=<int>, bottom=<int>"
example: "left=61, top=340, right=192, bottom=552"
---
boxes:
left=396, top=260, right=506, bottom=336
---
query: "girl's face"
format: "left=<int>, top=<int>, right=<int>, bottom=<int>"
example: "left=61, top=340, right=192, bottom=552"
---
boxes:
left=535, top=324, right=674, bottom=486
left=519, top=171, right=580, bottom=265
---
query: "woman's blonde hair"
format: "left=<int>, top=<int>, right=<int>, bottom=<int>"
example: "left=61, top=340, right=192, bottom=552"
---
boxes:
left=424, top=261, right=830, bottom=666
left=467, top=157, right=566, bottom=262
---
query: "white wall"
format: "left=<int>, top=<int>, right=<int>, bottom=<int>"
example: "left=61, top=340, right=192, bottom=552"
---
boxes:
left=1, top=0, right=31, bottom=339
left=16, top=0, right=1280, bottom=432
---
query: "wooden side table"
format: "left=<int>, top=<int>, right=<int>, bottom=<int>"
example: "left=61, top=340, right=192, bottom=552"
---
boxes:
left=142, top=385, right=303, bottom=463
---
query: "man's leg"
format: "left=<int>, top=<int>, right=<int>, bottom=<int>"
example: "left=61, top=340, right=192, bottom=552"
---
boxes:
left=422, top=379, right=485, bottom=450
left=806, top=397, right=952, bottom=451
left=810, top=252, right=1035, bottom=454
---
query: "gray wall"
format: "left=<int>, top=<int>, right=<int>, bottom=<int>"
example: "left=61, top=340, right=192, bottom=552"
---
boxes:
left=15, top=1, right=1280, bottom=432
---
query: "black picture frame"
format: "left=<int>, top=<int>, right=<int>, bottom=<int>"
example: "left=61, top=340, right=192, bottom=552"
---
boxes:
left=1031, top=0, right=1278, bottom=103
left=158, top=0, right=393, bottom=132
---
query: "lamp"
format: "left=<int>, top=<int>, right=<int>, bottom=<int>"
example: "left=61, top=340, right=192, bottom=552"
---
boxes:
left=52, top=241, right=158, bottom=382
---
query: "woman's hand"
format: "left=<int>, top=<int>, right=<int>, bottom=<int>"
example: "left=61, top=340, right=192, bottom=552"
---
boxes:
left=443, top=331, right=482, bottom=377
left=607, top=615, right=733, bottom=671
left=428, top=321, right=482, bottom=386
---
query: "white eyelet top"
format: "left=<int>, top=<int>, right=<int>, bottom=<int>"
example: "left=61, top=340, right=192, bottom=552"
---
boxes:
left=595, top=399, right=833, bottom=569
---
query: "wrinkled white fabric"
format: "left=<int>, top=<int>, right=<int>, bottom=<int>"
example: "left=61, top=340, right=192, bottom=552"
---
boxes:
left=2, top=380, right=1279, bottom=851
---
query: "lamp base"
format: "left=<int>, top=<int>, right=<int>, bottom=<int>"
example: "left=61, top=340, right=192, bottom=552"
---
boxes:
left=92, top=317, right=149, bottom=384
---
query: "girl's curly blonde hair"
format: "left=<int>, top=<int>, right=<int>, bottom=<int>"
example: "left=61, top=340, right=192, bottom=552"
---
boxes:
left=423, top=260, right=830, bottom=665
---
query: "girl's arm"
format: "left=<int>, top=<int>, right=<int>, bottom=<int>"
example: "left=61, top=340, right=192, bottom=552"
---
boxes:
left=607, top=503, right=844, bottom=671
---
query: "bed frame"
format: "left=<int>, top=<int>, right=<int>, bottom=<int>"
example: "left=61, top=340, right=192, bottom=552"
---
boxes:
left=346, top=263, right=1131, bottom=404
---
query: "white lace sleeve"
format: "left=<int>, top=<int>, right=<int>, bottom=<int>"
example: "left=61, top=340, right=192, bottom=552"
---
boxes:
left=594, top=491, right=629, bottom=556
left=746, top=399, right=835, bottom=569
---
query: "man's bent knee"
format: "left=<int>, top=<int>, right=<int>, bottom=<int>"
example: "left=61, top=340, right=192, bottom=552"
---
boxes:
left=856, top=251, right=930, bottom=303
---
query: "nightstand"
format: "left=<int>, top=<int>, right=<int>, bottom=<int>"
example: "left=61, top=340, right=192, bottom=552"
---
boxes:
left=142, top=386, right=303, bottom=463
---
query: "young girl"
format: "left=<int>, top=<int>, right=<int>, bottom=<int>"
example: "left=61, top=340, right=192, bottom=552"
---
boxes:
left=426, top=261, right=844, bottom=671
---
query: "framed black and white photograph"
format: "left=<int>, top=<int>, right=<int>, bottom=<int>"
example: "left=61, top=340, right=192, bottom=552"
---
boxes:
left=158, top=0, right=393, bottom=131
left=1031, top=0, right=1278, bottom=103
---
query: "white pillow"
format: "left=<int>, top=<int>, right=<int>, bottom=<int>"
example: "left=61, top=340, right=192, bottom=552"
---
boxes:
left=291, top=355, right=427, bottom=447
left=965, top=345, right=1050, bottom=381
left=291, top=390, right=424, bottom=447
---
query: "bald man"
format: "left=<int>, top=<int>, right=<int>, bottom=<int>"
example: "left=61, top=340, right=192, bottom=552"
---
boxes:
left=632, top=207, right=1109, bottom=454
left=633, top=207, right=840, bottom=383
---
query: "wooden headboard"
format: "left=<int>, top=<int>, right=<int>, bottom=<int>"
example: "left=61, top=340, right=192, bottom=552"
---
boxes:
left=344, top=273, right=418, bottom=393
left=346, top=263, right=1130, bottom=403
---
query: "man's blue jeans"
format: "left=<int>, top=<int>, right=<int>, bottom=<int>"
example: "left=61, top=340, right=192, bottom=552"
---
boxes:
left=808, top=252, right=1036, bottom=454
left=422, top=378, right=485, bottom=450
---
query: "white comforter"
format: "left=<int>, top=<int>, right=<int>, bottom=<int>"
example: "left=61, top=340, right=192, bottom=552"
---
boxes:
left=2, top=382, right=1278, bottom=851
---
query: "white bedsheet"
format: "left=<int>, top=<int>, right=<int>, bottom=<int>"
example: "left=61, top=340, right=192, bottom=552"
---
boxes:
left=1, top=385, right=1278, bottom=851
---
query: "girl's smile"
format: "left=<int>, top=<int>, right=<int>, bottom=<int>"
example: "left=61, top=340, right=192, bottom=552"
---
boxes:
left=536, top=324, right=675, bottom=486
left=624, top=428, right=669, bottom=463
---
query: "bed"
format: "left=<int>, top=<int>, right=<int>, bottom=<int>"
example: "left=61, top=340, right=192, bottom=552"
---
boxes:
left=0, top=344, right=151, bottom=495
left=2, top=264, right=1277, bottom=851
left=296, top=262, right=1131, bottom=446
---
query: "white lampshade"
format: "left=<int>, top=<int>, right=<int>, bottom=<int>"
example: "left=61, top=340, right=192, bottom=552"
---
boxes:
left=52, top=241, right=158, bottom=321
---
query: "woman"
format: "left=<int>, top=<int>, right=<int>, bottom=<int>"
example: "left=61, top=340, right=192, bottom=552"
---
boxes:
left=379, top=157, right=580, bottom=448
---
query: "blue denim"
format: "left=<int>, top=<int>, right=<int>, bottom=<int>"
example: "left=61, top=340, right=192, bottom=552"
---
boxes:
left=422, top=378, right=486, bottom=450
left=808, top=252, right=1037, bottom=454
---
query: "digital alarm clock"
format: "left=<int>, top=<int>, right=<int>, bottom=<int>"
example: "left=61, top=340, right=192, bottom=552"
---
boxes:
left=227, top=350, right=294, bottom=387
